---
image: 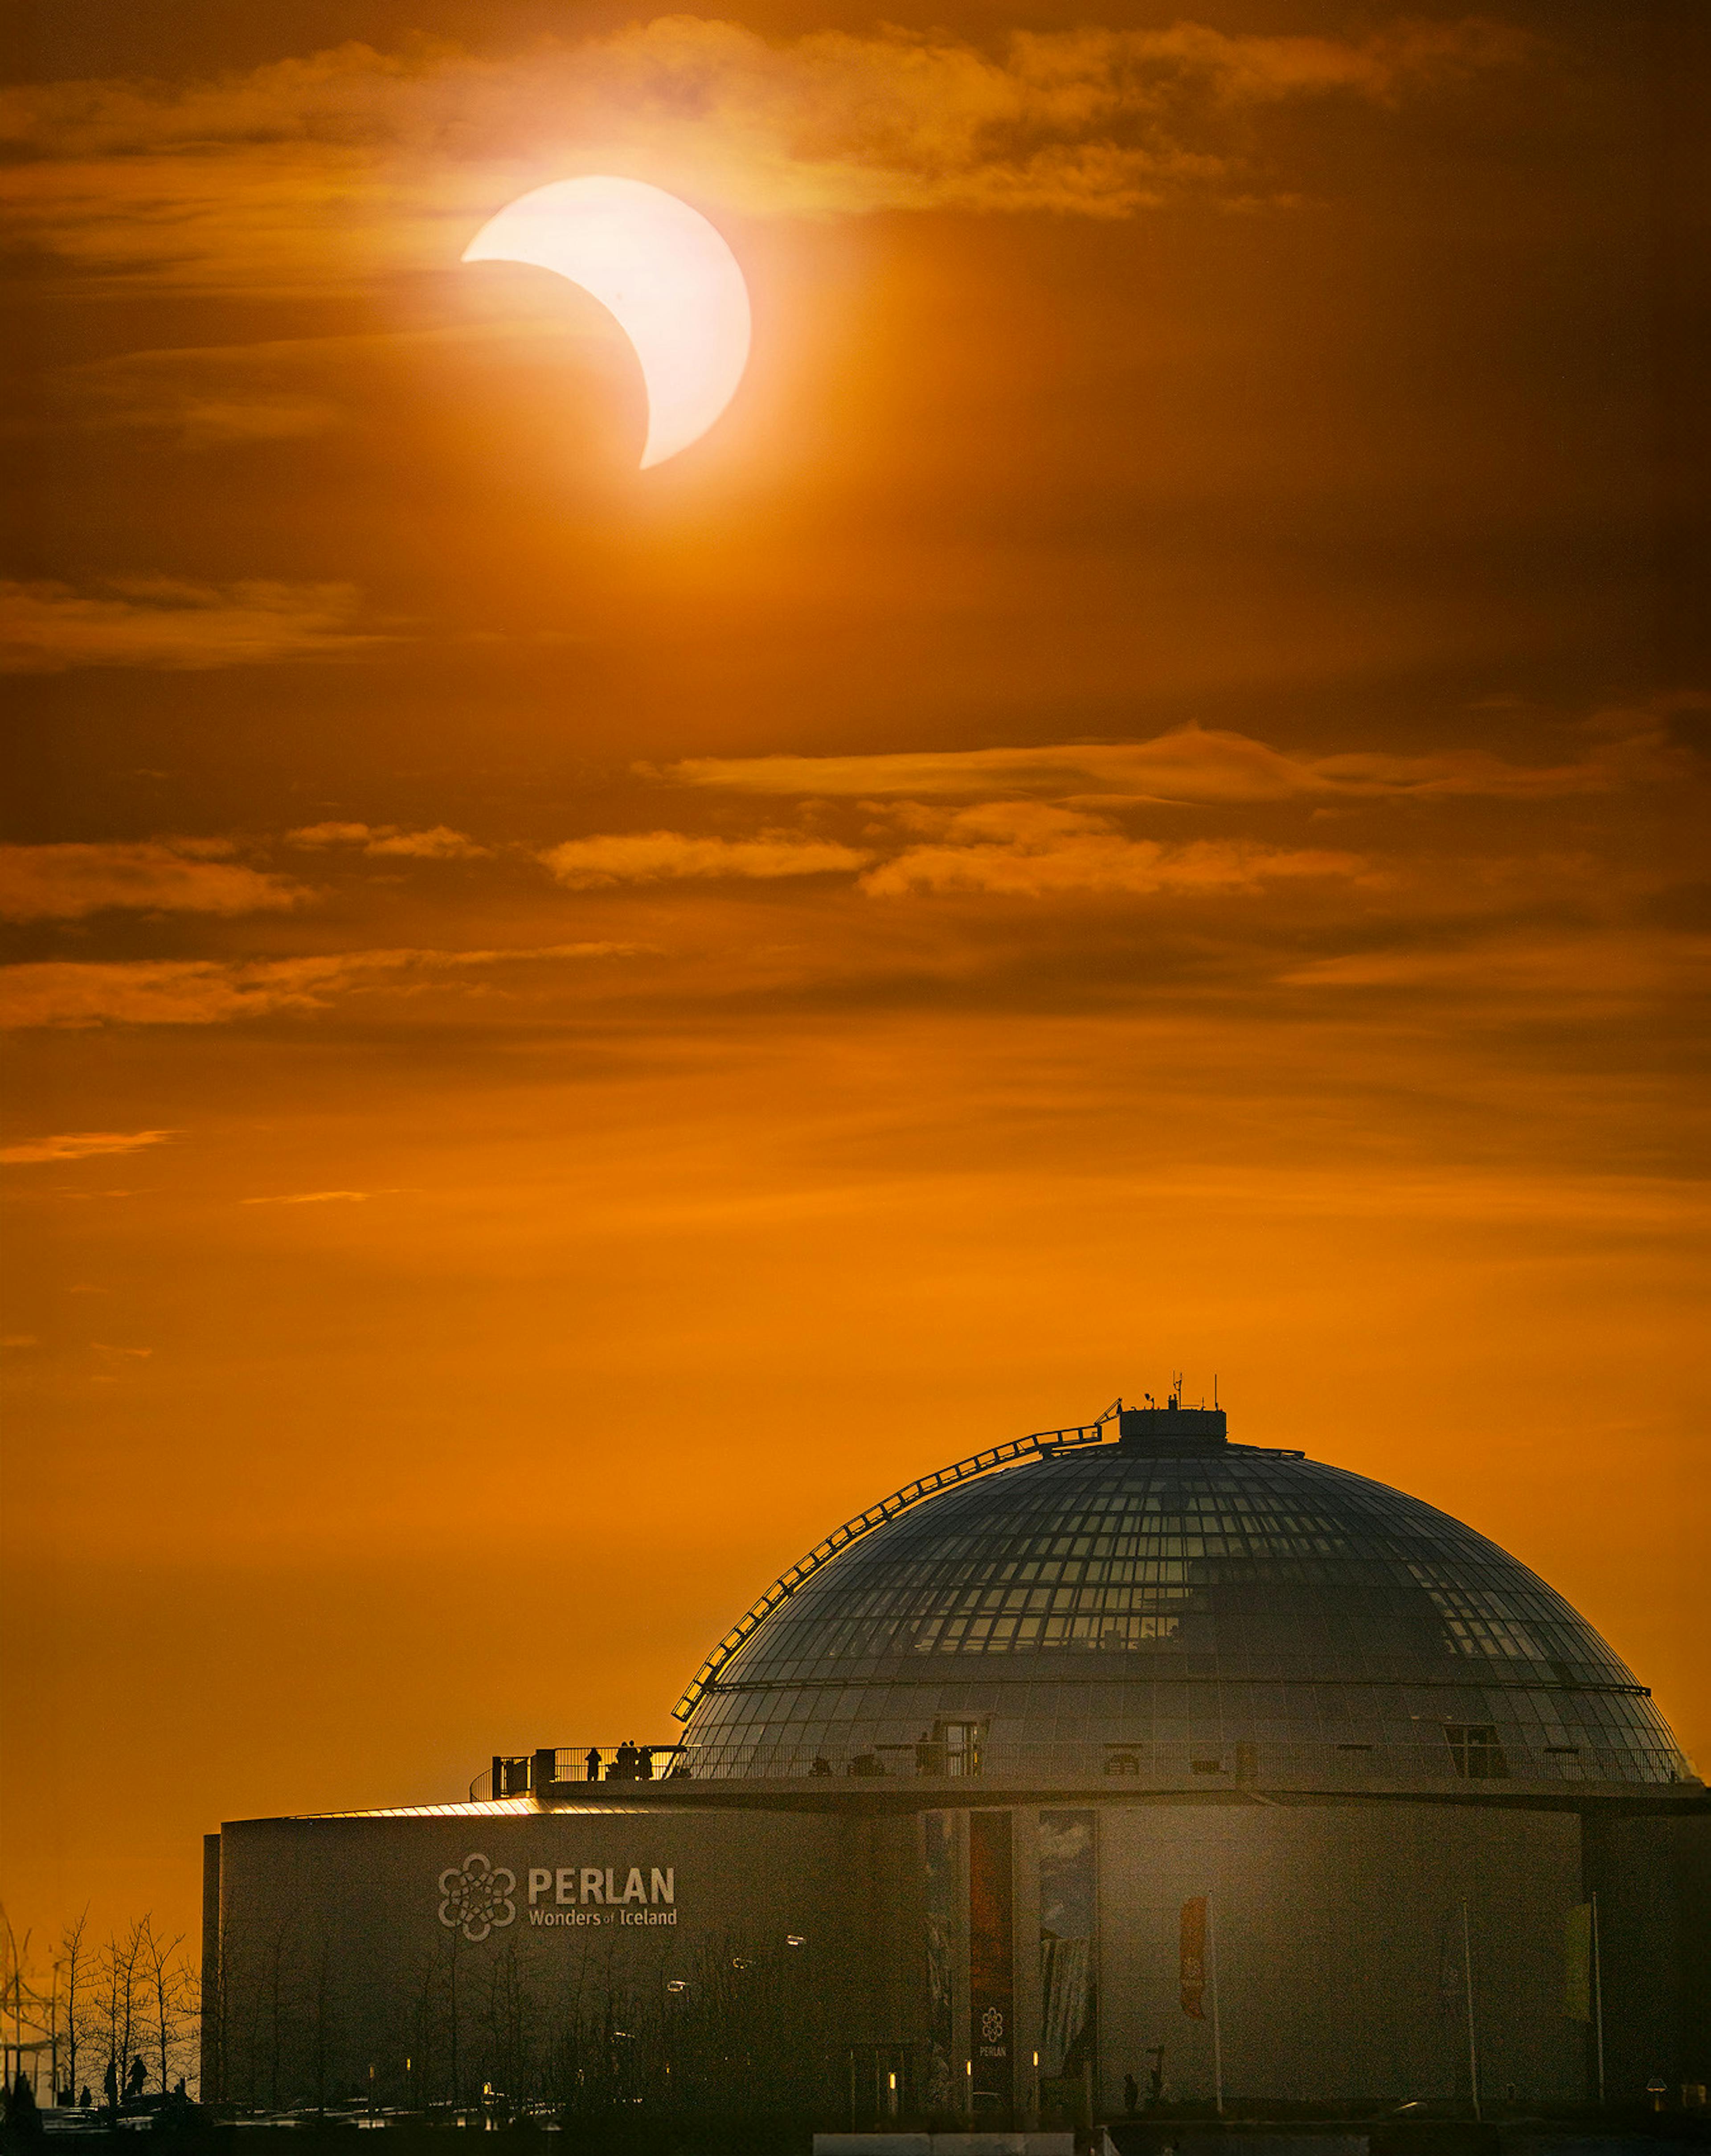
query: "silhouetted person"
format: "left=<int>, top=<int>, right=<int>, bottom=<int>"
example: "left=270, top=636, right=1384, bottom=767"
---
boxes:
left=1125, top=2074, right=1139, bottom=2116
left=638, top=1745, right=654, bottom=1781
left=127, top=2058, right=147, bottom=2100
left=9, top=2072, right=45, bottom=2139
left=103, top=2062, right=119, bottom=2109
left=585, top=1747, right=601, bottom=1782
left=79, top=2086, right=92, bottom=2109
left=1150, top=2061, right=1165, bottom=2105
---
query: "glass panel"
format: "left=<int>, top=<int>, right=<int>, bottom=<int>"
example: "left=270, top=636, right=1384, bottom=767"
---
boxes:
left=1039, top=1809, right=1097, bottom=2092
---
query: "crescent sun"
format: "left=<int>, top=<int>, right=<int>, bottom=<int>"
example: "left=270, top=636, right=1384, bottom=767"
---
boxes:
left=462, top=176, right=752, bottom=470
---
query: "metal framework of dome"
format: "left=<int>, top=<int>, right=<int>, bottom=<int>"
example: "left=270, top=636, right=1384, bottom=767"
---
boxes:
left=675, top=1395, right=1692, bottom=1792
left=672, top=1399, right=1123, bottom=1719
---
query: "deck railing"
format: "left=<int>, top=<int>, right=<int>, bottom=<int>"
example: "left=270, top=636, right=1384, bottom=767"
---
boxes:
left=467, top=1732, right=1696, bottom=1800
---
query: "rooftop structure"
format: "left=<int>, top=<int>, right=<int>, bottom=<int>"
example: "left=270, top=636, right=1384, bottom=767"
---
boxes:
left=667, top=1394, right=1692, bottom=1792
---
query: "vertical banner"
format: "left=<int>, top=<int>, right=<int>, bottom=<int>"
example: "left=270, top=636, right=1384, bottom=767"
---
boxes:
left=1039, top=1810, right=1097, bottom=2088
left=1564, top=1902, right=1592, bottom=2022
left=1180, top=1895, right=1208, bottom=2020
left=969, top=1811, right=1015, bottom=2115
left=924, top=1812, right=956, bottom=2111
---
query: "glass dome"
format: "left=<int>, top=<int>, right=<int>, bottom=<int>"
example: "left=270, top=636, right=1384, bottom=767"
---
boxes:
left=677, top=1420, right=1692, bottom=1792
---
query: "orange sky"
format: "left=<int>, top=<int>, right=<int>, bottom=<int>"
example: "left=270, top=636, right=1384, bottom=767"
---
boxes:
left=2, top=0, right=1707, bottom=1960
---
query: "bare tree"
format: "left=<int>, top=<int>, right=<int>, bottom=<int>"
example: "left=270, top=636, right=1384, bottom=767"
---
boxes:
left=138, top=1919, right=196, bottom=2099
left=478, top=1941, right=537, bottom=2110
left=93, top=1922, right=145, bottom=2111
left=219, top=1918, right=270, bottom=2111
left=407, top=1944, right=443, bottom=2112
left=58, top=1910, right=91, bottom=2105
left=2, top=1911, right=39, bottom=2098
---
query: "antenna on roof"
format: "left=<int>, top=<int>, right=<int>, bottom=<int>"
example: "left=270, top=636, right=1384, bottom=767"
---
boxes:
left=1214, top=1373, right=1219, bottom=1409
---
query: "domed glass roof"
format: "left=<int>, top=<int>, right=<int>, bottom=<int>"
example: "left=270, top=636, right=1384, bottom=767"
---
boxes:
left=678, top=1419, right=1692, bottom=1792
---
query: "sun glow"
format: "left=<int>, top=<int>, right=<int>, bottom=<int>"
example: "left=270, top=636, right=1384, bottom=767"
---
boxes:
left=462, top=176, right=752, bottom=468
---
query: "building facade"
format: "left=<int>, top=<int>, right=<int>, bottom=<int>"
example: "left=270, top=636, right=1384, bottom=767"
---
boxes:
left=203, top=1400, right=1709, bottom=2120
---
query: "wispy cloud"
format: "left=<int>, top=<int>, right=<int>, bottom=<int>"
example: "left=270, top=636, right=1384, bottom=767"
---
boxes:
left=90, top=1341, right=152, bottom=1382
left=0, top=840, right=305, bottom=920
left=0, top=579, right=382, bottom=671
left=663, top=724, right=1637, bottom=807
left=0, top=1129, right=176, bottom=1166
left=287, top=822, right=488, bottom=859
left=1278, top=933, right=1711, bottom=999
left=63, top=339, right=342, bottom=444
left=540, top=832, right=868, bottom=888
left=0, top=942, right=641, bottom=1028
left=241, top=1189, right=386, bottom=1206
left=0, top=20, right=1531, bottom=292
left=861, top=803, right=1363, bottom=898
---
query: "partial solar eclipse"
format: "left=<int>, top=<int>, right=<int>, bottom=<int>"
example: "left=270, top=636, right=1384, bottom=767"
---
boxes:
left=462, top=176, right=751, bottom=469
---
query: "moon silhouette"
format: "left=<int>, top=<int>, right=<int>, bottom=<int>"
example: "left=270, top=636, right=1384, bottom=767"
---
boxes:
left=462, top=176, right=751, bottom=470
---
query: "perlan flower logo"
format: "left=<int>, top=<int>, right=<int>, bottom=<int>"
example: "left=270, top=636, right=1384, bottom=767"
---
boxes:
left=438, top=1853, right=517, bottom=1942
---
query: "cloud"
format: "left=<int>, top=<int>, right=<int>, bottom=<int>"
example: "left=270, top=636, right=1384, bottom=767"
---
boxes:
left=241, top=1189, right=380, bottom=1205
left=0, top=1129, right=175, bottom=1166
left=860, top=802, right=1362, bottom=898
left=90, top=1342, right=153, bottom=1379
left=64, top=339, right=342, bottom=444
left=0, top=941, right=641, bottom=1028
left=540, top=831, right=869, bottom=889
left=0, top=579, right=382, bottom=672
left=286, top=822, right=488, bottom=859
left=0, top=20, right=1530, bottom=291
left=0, top=840, right=305, bottom=920
left=663, top=724, right=1635, bottom=807
left=1278, top=933, right=1711, bottom=998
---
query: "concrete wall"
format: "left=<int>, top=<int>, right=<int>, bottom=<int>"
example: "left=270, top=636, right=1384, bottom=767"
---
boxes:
left=1586, top=1807, right=1711, bottom=2096
left=1093, top=1800, right=1584, bottom=2107
left=208, top=1804, right=871, bottom=2109
left=206, top=1791, right=1708, bottom=2116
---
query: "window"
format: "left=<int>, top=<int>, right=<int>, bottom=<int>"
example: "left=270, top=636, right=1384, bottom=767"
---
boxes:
left=936, top=1720, right=983, bottom=1777
left=1444, top=1724, right=1508, bottom=1779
